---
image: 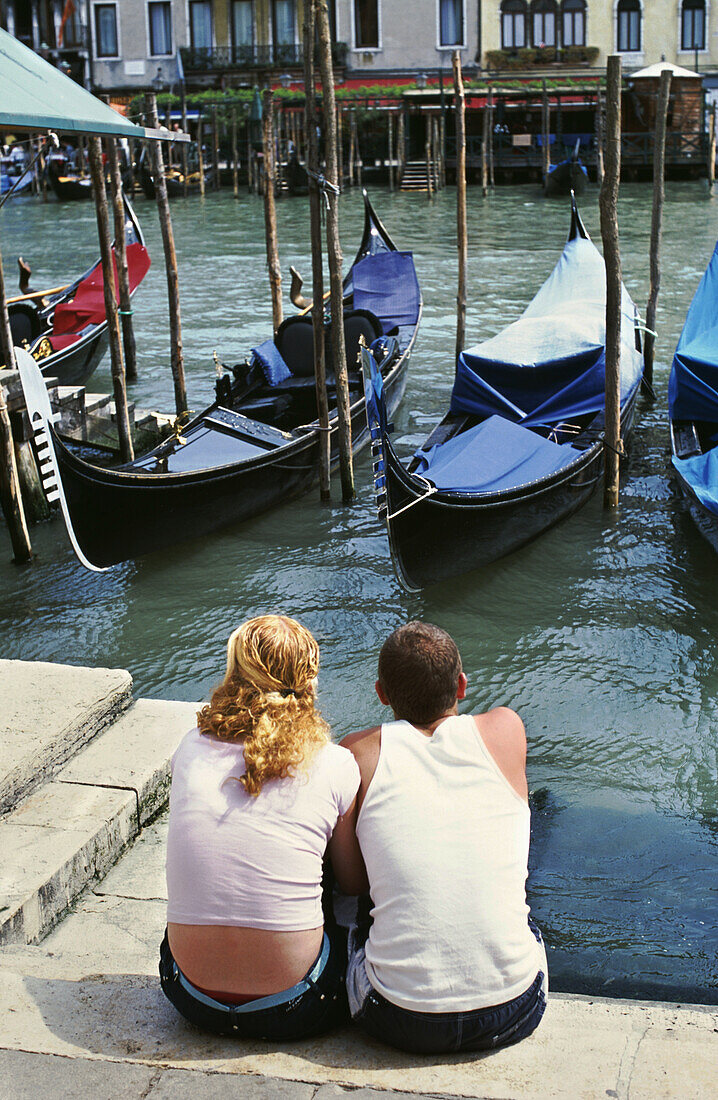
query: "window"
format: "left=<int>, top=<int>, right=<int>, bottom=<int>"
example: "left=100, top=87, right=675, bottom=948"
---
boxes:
left=148, top=1, right=172, bottom=55
left=617, top=0, right=641, bottom=52
left=681, top=0, right=705, bottom=49
left=272, top=0, right=295, bottom=44
left=355, top=0, right=379, bottom=48
left=232, top=0, right=253, bottom=48
left=501, top=0, right=527, bottom=48
left=94, top=3, right=118, bottom=57
left=189, top=0, right=212, bottom=49
left=439, top=0, right=464, bottom=46
left=561, top=0, right=586, bottom=46
left=531, top=0, right=557, bottom=46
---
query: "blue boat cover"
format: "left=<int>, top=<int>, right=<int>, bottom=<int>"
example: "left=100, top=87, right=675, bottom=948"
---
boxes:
left=668, top=240, right=718, bottom=424
left=352, top=251, right=421, bottom=334
left=548, top=158, right=589, bottom=179
left=450, top=236, right=643, bottom=426
left=414, top=415, right=580, bottom=493
left=672, top=450, right=718, bottom=516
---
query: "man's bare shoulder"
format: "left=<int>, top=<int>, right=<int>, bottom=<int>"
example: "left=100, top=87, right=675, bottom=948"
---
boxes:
left=340, top=725, right=381, bottom=752
left=473, top=706, right=526, bottom=744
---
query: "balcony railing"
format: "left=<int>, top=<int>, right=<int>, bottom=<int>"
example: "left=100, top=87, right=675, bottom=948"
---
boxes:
left=180, top=42, right=347, bottom=73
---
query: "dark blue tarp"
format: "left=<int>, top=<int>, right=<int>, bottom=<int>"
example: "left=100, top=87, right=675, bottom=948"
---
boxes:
left=450, top=236, right=643, bottom=426
left=353, top=251, right=421, bottom=334
left=672, top=450, right=718, bottom=516
left=668, top=240, right=718, bottom=424
left=414, top=415, right=580, bottom=493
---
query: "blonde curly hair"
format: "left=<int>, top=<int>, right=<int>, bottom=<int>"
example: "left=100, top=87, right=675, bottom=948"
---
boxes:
left=197, top=615, right=329, bottom=796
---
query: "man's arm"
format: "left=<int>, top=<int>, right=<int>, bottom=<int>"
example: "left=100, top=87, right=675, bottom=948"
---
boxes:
left=341, top=726, right=381, bottom=814
left=473, top=707, right=528, bottom=801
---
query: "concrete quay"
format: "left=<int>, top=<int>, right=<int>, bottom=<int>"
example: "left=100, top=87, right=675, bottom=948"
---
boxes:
left=1, top=659, right=717, bottom=1100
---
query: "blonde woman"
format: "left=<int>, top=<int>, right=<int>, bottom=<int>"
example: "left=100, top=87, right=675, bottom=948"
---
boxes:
left=160, top=615, right=366, bottom=1039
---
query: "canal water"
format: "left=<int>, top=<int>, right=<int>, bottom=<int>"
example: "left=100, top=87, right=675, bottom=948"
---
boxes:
left=1, top=183, right=717, bottom=1004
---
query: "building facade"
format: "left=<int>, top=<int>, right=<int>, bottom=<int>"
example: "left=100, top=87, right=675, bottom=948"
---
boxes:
left=0, top=0, right=716, bottom=93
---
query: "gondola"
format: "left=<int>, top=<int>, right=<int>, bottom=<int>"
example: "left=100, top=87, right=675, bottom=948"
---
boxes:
left=669, top=239, right=718, bottom=553
left=545, top=142, right=589, bottom=197
left=7, top=196, right=150, bottom=386
left=17, top=191, right=422, bottom=571
left=46, top=158, right=94, bottom=201
left=363, top=196, right=644, bottom=591
left=138, top=150, right=211, bottom=198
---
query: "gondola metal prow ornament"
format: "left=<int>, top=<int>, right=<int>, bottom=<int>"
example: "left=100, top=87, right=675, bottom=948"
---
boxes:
left=14, top=346, right=110, bottom=573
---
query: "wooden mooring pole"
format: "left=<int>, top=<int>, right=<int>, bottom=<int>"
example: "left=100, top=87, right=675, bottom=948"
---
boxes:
left=599, top=56, right=623, bottom=510
left=197, top=115, right=206, bottom=197
left=481, top=103, right=489, bottom=197
left=708, top=102, right=717, bottom=189
left=88, top=136, right=134, bottom=463
left=542, top=79, right=551, bottom=187
left=304, top=0, right=331, bottom=501
left=644, top=67, right=672, bottom=390
left=317, top=0, right=354, bottom=501
left=262, top=88, right=283, bottom=332
left=453, top=51, right=467, bottom=363
left=232, top=107, right=239, bottom=198
left=388, top=110, right=395, bottom=191
left=212, top=105, right=220, bottom=191
left=488, top=86, right=495, bottom=188
left=0, top=242, right=32, bottom=562
left=425, top=113, right=433, bottom=198
left=595, top=88, right=605, bottom=187
left=397, top=109, right=406, bottom=187
left=181, top=85, right=189, bottom=197
left=145, top=94, right=188, bottom=418
left=105, top=135, right=138, bottom=383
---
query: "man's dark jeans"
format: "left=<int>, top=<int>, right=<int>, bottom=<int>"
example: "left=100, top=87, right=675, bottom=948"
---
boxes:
left=159, top=928, right=349, bottom=1041
left=353, top=966, right=547, bottom=1055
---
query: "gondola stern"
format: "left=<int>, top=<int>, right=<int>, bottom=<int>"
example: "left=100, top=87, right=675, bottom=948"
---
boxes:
left=14, top=347, right=110, bottom=573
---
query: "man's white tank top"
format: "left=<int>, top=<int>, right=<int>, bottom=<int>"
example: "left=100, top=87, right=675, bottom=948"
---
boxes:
left=356, top=714, right=543, bottom=1012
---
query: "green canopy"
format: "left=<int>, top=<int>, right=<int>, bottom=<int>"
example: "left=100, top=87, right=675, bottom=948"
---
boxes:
left=0, top=29, right=182, bottom=141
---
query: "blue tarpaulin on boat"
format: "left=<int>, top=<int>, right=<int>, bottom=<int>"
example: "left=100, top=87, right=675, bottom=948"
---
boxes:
left=673, top=450, right=718, bottom=515
left=414, top=415, right=580, bottom=493
left=668, top=240, right=718, bottom=424
left=450, top=236, right=643, bottom=426
left=353, top=251, right=421, bottom=333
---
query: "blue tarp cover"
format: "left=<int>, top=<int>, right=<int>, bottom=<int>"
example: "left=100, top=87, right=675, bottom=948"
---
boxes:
left=672, top=450, right=718, bottom=516
left=414, top=415, right=580, bottom=493
left=450, top=236, right=643, bottom=426
left=668, top=240, right=718, bottom=424
left=353, top=251, right=421, bottom=333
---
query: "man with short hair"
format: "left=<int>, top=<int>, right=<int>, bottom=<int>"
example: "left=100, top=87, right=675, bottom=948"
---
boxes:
left=341, top=620, right=547, bottom=1054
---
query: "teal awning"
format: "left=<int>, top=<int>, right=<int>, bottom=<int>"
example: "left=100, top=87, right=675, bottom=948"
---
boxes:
left=0, top=29, right=185, bottom=141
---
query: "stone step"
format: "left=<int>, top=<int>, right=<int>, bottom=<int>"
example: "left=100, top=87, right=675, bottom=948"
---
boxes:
left=0, top=696, right=197, bottom=946
left=0, top=660, right=133, bottom=817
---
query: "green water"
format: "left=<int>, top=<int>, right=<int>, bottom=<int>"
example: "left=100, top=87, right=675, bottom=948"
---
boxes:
left=1, top=183, right=717, bottom=1002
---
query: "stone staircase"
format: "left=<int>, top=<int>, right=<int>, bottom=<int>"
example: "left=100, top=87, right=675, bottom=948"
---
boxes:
left=400, top=161, right=431, bottom=192
left=0, top=659, right=197, bottom=946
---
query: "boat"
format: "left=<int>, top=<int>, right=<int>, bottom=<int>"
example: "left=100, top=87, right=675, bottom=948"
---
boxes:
left=545, top=141, right=589, bottom=197
left=669, top=240, right=718, bottom=553
left=363, top=197, right=644, bottom=591
left=1, top=153, right=34, bottom=197
left=17, top=191, right=422, bottom=571
left=46, top=156, right=94, bottom=201
left=138, top=148, right=211, bottom=198
left=6, top=195, right=150, bottom=386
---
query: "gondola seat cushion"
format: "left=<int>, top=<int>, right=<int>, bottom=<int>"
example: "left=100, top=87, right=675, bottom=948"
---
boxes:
left=251, top=339, right=292, bottom=386
left=274, top=311, right=383, bottom=377
left=414, top=415, right=580, bottom=494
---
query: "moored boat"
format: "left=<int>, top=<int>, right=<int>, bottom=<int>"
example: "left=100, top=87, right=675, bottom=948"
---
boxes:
left=545, top=142, right=589, bottom=197
left=669, top=240, right=718, bottom=553
left=6, top=196, right=150, bottom=386
left=17, top=191, right=422, bottom=570
left=363, top=197, right=644, bottom=591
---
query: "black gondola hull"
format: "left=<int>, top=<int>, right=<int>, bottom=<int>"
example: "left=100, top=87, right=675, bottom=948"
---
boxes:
left=382, top=389, right=640, bottom=591
left=545, top=160, right=588, bottom=197
left=52, top=350, right=411, bottom=568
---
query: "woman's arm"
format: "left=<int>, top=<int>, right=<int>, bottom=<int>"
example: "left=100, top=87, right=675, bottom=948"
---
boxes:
left=327, top=797, right=369, bottom=895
